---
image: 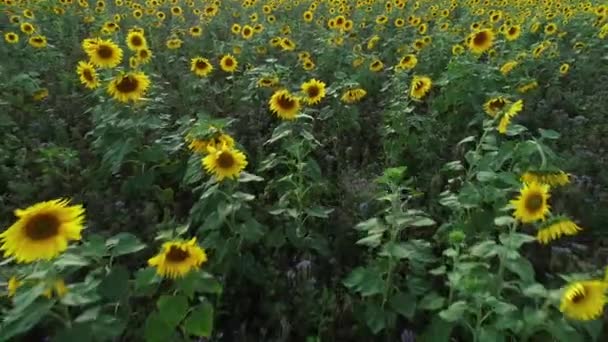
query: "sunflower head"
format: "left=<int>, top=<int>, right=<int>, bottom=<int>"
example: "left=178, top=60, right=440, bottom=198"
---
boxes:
left=107, top=71, right=151, bottom=103
left=510, top=182, right=551, bottom=223
left=410, top=75, right=432, bottom=100
left=483, top=97, right=510, bottom=117
left=148, top=238, right=208, bottom=279
left=537, top=217, right=582, bottom=244
left=220, top=54, right=238, bottom=73
left=468, top=28, right=495, bottom=54
left=126, top=31, right=147, bottom=50
left=191, top=57, right=214, bottom=77
left=398, top=54, right=418, bottom=70
left=4, top=32, right=19, bottom=44
left=560, top=280, right=608, bottom=321
left=269, top=89, right=301, bottom=120
left=85, top=38, right=123, bottom=68
left=341, top=88, right=367, bottom=104
left=0, top=199, right=85, bottom=263
left=202, top=146, right=248, bottom=181
left=301, top=79, right=327, bottom=105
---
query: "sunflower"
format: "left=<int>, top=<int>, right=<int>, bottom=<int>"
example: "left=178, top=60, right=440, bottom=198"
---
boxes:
left=186, top=132, right=234, bottom=154
left=257, top=76, right=279, bottom=88
left=107, top=71, right=151, bottom=103
left=510, top=182, right=551, bottom=223
left=84, top=38, right=123, bottom=68
left=452, top=44, right=464, bottom=55
left=202, top=146, right=248, bottom=181
left=28, top=35, right=47, bottom=48
left=20, top=22, right=35, bottom=35
left=521, top=171, right=570, bottom=186
left=410, top=75, right=432, bottom=100
left=4, top=32, right=19, bottom=44
left=166, top=38, right=183, bottom=50
left=302, top=58, right=316, bottom=71
left=545, top=23, right=557, bottom=35
left=537, top=218, right=582, bottom=244
left=76, top=61, right=99, bottom=89
left=190, top=57, right=213, bottom=77
left=303, top=10, right=313, bottom=22
left=483, top=97, right=510, bottom=117
left=341, top=88, right=367, bottom=104
left=467, top=29, right=495, bottom=54
left=126, top=31, right=147, bottom=50
left=231, top=23, right=241, bottom=34
left=0, top=199, right=85, bottom=263
left=498, top=99, right=524, bottom=133
left=189, top=26, right=203, bottom=37
left=43, top=279, right=69, bottom=298
left=148, top=238, right=207, bottom=279
left=559, top=63, right=570, bottom=76
left=517, top=80, right=539, bottom=94
left=280, top=38, right=296, bottom=51
left=560, top=280, right=608, bottom=321
left=33, top=88, right=49, bottom=101
left=136, top=47, right=152, bottom=64
left=500, top=60, right=519, bottom=75
left=505, top=25, right=522, bottom=41
left=301, top=79, right=326, bottom=105
left=219, top=54, right=238, bottom=73
left=397, top=54, right=418, bottom=70
left=242, top=25, right=254, bottom=39
left=269, top=89, right=301, bottom=120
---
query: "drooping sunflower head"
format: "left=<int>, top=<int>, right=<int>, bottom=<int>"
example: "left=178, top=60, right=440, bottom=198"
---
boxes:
left=0, top=199, right=85, bottom=263
left=28, top=35, right=47, bottom=48
left=483, top=97, right=510, bottom=117
left=126, top=31, right=147, bottom=51
left=521, top=170, right=570, bottom=187
left=269, top=89, right=301, bottom=120
left=166, top=38, right=183, bottom=50
left=500, top=60, right=519, bottom=75
left=468, top=28, right=495, bottom=54
left=280, top=37, right=296, bottom=51
left=76, top=60, right=100, bottom=89
left=190, top=57, right=214, bottom=77
left=257, top=76, right=279, bottom=88
left=148, top=238, right=208, bottom=279
left=341, top=88, right=367, bottom=104
left=537, top=217, right=582, bottom=244
left=560, top=280, right=608, bottom=321
left=301, top=79, right=327, bottom=105
left=219, top=54, right=238, bottom=73
left=85, top=38, right=123, bottom=68
left=497, top=99, right=524, bottom=133
left=397, top=54, right=418, bottom=70
left=107, top=71, right=151, bottom=103
left=202, top=146, right=248, bottom=181
left=410, top=75, right=432, bottom=100
left=510, top=182, right=551, bottom=223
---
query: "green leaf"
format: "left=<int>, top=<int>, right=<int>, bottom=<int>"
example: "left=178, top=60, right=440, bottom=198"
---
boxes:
left=98, top=266, right=130, bottom=301
left=439, top=301, right=467, bottom=323
left=0, top=300, right=54, bottom=341
left=409, top=216, right=436, bottom=227
left=499, top=232, right=536, bottom=249
left=504, top=256, right=535, bottom=283
left=238, top=171, right=264, bottom=182
left=305, top=206, right=334, bottom=218
left=494, top=216, right=516, bottom=227
left=144, top=312, right=174, bottom=342
left=343, top=267, right=384, bottom=297
left=364, top=303, right=387, bottom=334
left=470, top=240, right=498, bottom=258
left=183, top=301, right=214, bottom=337
left=157, top=295, right=189, bottom=328
left=135, top=267, right=161, bottom=292
left=239, top=218, right=268, bottom=243
left=176, top=271, right=222, bottom=297
left=74, top=306, right=101, bottom=323
left=61, top=280, right=101, bottom=306
left=418, top=316, right=454, bottom=342
left=539, top=128, right=560, bottom=140
left=356, top=233, right=384, bottom=248
left=418, top=292, right=446, bottom=310
left=54, top=253, right=90, bottom=268
left=389, top=292, right=416, bottom=319
left=106, top=233, right=146, bottom=257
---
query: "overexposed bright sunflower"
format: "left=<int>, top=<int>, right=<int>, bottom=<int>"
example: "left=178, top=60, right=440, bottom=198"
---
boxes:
left=269, top=89, right=301, bottom=120
left=148, top=238, right=207, bottom=279
left=560, top=280, right=608, bottom=321
left=0, top=199, right=85, bottom=263
left=301, top=79, right=326, bottom=105
left=510, top=182, right=551, bottom=223
left=202, top=146, right=248, bottom=181
left=107, top=71, right=151, bottom=103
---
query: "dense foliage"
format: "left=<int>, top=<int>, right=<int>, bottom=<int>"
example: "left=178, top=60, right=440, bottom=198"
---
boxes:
left=1, top=0, right=608, bottom=341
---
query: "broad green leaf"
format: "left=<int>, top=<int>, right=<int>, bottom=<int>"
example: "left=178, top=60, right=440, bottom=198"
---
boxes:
left=74, top=306, right=101, bottom=323
left=356, top=233, right=384, bottom=248
left=54, top=253, right=90, bottom=268
left=98, top=266, right=130, bottom=301
left=0, top=300, right=54, bottom=341
left=504, top=256, right=535, bottom=284
left=418, top=316, right=454, bottom=342
left=238, top=171, right=264, bottom=182
left=183, top=301, right=214, bottom=337
left=439, top=301, right=467, bottom=323
left=389, top=292, right=416, bottom=319
left=494, top=216, right=516, bottom=227
left=499, top=232, right=536, bottom=249
left=144, top=312, right=174, bottom=342
left=364, top=303, right=387, bottom=334
left=135, top=267, right=161, bottom=292
left=157, top=295, right=189, bottom=328
left=418, top=292, right=445, bottom=310
left=469, top=240, right=498, bottom=258
left=106, top=233, right=146, bottom=257
left=343, top=267, right=384, bottom=297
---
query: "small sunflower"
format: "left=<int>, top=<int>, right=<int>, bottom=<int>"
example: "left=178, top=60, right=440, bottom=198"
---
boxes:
left=186, top=132, right=234, bottom=154
left=452, top=44, right=465, bottom=55
left=504, top=25, right=522, bottom=41
left=28, top=35, right=47, bottom=48
left=136, top=48, right=153, bottom=64
left=500, top=60, right=519, bottom=75
left=559, top=63, right=570, bottom=76
left=241, top=25, right=254, bottom=39
left=20, top=22, right=35, bottom=35
left=257, top=76, right=279, bottom=88
left=190, top=57, right=213, bottom=77
left=498, top=99, right=524, bottom=133
left=397, top=54, right=418, bottom=70
left=341, top=88, right=367, bottom=104
left=517, top=80, right=539, bottom=94
left=521, top=171, right=570, bottom=186
left=280, top=38, right=296, bottom=51
left=467, top=28, right=495, bottom=54
left=545, top=23, right=557, bottom=35
left=76, top=61, right=100, bottom=89
left=148, top=238, right=208, bottom=279
left=166, top=38, right=183, bottom=50
left=483, top=97, right=510, bottom=117
left=301, top=79, right=327, bottom=105
left=107, top=71, right=151, bottom=103
left=510, top=181, right=551, bottom=223
left=369, top=59, right=384, bottom=72
left=4, top=32, right=19, bottom=44
left=302, top=58, right=316, bottom=71
left=560, top=280, right=608, bottom=321
left=189, top=26, right=203, bottom=37
left=202, top=146, right=248, bottom=181
left=0, top=199, right=85, bottom=263
left=269, top=89, right=301, bottom=120
left=537, top=218, right=582, bottom=244
left=410, top=75, right=432, bottom=100
left=219, top=54, right=238, bottom=73
left=43, top=279, right=69, bottom=298
left=126, top=31, right=147, bottom=50
left=84, top=38, right=123, bottom=68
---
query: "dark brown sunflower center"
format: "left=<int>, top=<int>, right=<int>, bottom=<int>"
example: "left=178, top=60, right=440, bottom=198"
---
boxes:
left=83, top=69, right=94, bottom=81
left=372, top=61, right=381, bottom=68
left=508, top=27, right=517, bottom=35
left=403, top=56, right=411, bottom=63
left=224, top=58, right=234, bottom=67
left=25, top=213, right=60, bottom=240
left=307, top=86, right=320, bottom=98
left=473, top=32, right=488, bottom=46
left=524, top=193, right=544, bottom=212
left=116, top=76, right=139, bottom=93
left=196, top=60, right=208, bottom=69
left=193, top=28, right=200, bottom=33
left=571, top=288, right=586, bottom=303
left=33, top=37, right=43, bottom=43
left=217, top=151, right=236, bottom=169
left=244, top=28, right=251, bottom=35
left=130, top=36, right=143, bottom=46
left=97, top=45, right=114, bottom=59
left=166, top=246, right=190, bottom=262
left=139, top=50, right=148, bottom=58
left=24, top=25, right=32, bottom=32
left=277, top=95, right=296, bottom=110
left=414, top=81, right=424, bottom=91
left=490, top=99, right=505, bottom=110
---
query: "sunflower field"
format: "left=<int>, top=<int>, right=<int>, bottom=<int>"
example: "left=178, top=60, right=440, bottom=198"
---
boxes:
left=1, top=0, right=608, bottom=340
